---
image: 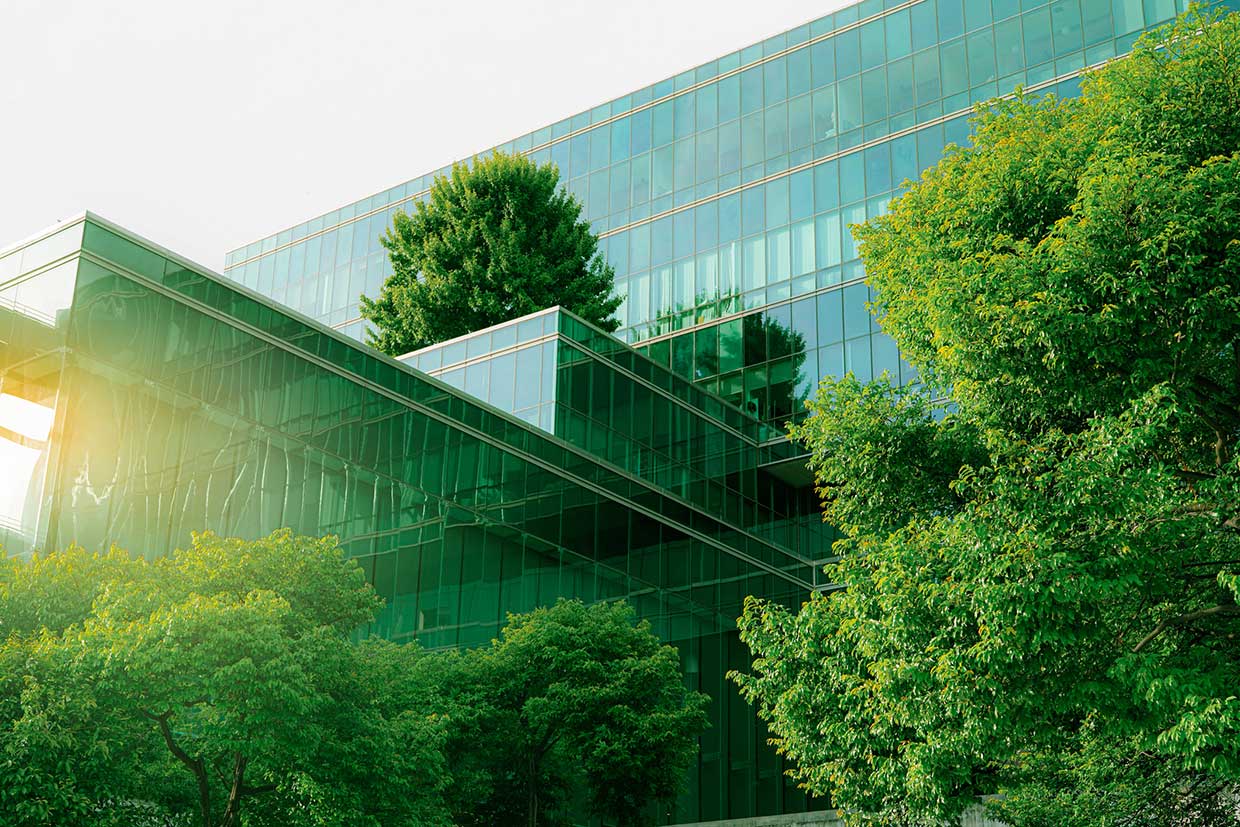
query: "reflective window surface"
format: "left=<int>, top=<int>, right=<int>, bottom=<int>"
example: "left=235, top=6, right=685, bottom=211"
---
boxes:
left=1, top=216, right=835, bottom=821
left=222, top=0, right=1228, bottom=433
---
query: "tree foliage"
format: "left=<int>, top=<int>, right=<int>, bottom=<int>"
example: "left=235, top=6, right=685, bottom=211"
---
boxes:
left=0, top=530, right=449, bottom=827
left=0, top=537, right=707, bottom=827
left=361, top=151, right=621, bottom=354
left=429, top=599, right=710, bottom=827
left=735, top=9, right=1240, bottom=826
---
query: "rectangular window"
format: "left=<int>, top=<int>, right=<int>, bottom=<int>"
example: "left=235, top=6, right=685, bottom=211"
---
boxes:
left=741, top=66, right=764, bottom=114
left=787, top=47, right=811, bottom=98
left=630, top=108, right=652, bottom=155
left=765, top=177, right=789, bottom=227
left=860, top=19, right=886, bottom=71
left=696, top=129, right=719, bottom=183
left=674, top=137, right=695, bottom=191
left=941, top=39, right=969, bottom=97
left=652, top=146, right=674, bottom=197
left=840, top=152, right=865, bottom=205
left=764, top=56, right=787, bottom=103
left=939, top=0, right=965, bottom=40
left=741, top=111, right=765, bottom=168
left=588, top=169, right=609, bottom=217
left=841, top=204, right=866, bottom=262
left=814, top=161, right=839, bottom=211
left=718, top=120, right=741, bottom=174
left=742, top=236, right=767, bottom=290
left=995, top=18, right=1025, bottom=77
left=965, top=0, right=993, bottom=32
left=1023, top=8, right=1054, bottom=65
left=742, top=187, right=765, bottom=236
left=835, top=28, right=861, bottom=77
left=1051, top=0, right=1084, bottom=57
left=610, top=162, right=629, bottom=214
left=864, top=144, right=891, bottom=195
left=885, top=9, right=912, bottom=60
left=673, top=210, right=694, bottom=260
left=570, top=133, right=589, bottom=178
left=589, top=127, right=610, bottom=172
left=914, top=48, right=942, bottom=103
left=719, top=193, right=741, bottom=242
left=837, top=76, right=861, bottom=133
left=967, top=29, right=997, bottom=86
left=630, top=153, right=651, bottom=205
left=767, top=226, right=791, bottom=283
left=698, top=250, right=721, bottom=308
left=653, top=101, right=674, bottom=147
left=697, top=85, right=718, bottom=130
left=651, top=217, right=673, bottom=265
left=674, top=93, right=695, bottom=138
left=764, top=102, right=788, bottom=159
left=789, top=168, right=813, bottom=221
left=812, top=87, right=837, bottom=140
left=790, top=218, right=815, bottom=276
left=718, top=74, right=741, bottom=122
left=815, top=212, right=841, bottom=267
left=888, top=57, right=914, bottom=114
left=609, top=118, right=631, bottom=164
left=788, top=94, right=812, bottom=150
left=861, top=68, right=888, bottom=123
left=1113, top=0, right=1144, bottom=35
left=810, top=38, right=836, bottom=88
left=911, top=1, right=938, bottom=52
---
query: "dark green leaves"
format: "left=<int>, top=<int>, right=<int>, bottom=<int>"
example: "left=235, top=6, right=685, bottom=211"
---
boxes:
left=362, top=152, right=622, bottom=354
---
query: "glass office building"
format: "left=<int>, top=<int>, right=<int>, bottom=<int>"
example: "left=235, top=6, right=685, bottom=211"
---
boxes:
left=0, top=214, right=833, bottom=823
left=5, top=2, right=1236, bottom=825
left=223, top=0, right=1228, bottom=429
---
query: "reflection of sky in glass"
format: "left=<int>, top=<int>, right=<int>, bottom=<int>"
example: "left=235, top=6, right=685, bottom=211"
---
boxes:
left=0, top=261, right=77, bottom=329
left=0, top=393, right=53, bottom=533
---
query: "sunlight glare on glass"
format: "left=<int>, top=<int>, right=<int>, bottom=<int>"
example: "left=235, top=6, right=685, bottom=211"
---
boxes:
left=0, top=392, right=54, bottom=442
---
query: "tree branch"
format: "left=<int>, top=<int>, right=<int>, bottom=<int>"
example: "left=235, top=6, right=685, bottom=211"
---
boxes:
left=1131, top=605, right=1240, bottom=653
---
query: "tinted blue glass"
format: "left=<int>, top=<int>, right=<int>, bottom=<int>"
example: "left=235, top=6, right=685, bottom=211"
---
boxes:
left=940, top=0, right=966, bottom=39
left=836, top=29, right=861, bottom=77
left=630, top=108, right=652, bottom=154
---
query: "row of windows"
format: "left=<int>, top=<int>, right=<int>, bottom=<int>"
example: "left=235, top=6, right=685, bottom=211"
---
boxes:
left=228, top=52, right=1071, bottom=338
left=227, top=109, right=965, bottom=333
left=226, top=0, right=1199, bottom=266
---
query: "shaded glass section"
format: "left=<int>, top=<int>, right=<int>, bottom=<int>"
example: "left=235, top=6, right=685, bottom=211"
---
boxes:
left=3, top=215, right=833, bottom=824
left=399, top=306, right=828, bottom=561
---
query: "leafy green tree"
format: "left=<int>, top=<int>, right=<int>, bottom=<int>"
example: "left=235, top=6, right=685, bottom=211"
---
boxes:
left=0, top=530, right=449, bottom=827
left=361, top=151, right=622, bottom=354
left=734, top=9, right=1240, bottom=826
left=430, top=599, right=710, bottom=827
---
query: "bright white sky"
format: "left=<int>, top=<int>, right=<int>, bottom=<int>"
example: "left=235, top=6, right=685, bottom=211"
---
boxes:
left=1, top=0, right=853, bottom=270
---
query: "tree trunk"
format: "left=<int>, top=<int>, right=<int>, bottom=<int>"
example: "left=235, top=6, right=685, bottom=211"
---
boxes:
left=148, top=711, right=213, bottom=827
left=220, top=753, right=247, bottom=827
left=528, top=751, right=539, bottom=827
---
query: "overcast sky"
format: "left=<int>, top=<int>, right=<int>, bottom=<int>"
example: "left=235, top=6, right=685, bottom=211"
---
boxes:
left=1, top=0, right=853, bottom=269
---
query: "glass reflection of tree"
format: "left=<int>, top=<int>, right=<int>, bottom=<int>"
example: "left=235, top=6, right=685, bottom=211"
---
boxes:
left=659, top=289, right=809, bottom=425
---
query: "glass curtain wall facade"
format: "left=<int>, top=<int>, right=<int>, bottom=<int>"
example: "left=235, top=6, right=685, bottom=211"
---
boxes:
left=223, top=0, right=1231, bottom=427
left=0, top=214, right=830, bottom=823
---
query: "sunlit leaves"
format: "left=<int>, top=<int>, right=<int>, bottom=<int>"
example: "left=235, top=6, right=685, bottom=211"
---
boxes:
left=737, top=9, right=1240, bottom=827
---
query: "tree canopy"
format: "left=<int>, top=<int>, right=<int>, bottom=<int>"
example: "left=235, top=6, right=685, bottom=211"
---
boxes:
left=427, top=599, right=709, bottom=827
left=0, top=534, right=707, bottom=827
left=361, top=151, right=622, bottom=354
left=0, top=530, right=448, bottom=827
left=735, top=9, right=1240, bottom=826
